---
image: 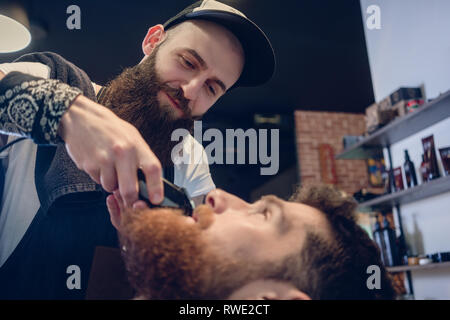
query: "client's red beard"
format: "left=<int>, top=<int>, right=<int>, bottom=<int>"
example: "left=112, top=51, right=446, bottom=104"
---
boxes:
left=118, top=205, right=257, bottom=299
left=99, top=46, right=195, bottom=167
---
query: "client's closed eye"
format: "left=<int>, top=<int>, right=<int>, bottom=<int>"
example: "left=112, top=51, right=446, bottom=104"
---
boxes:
left=250, top=201, right=271, bottom=220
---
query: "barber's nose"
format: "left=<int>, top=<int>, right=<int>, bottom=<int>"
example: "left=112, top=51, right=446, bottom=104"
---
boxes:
left=205, top=189, right=250, bottom=214
left=181, top=77, right=202, bottom=101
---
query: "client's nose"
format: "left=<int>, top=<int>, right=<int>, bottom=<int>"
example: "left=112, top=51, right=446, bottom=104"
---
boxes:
left=205, top=189, right=250, bottom=214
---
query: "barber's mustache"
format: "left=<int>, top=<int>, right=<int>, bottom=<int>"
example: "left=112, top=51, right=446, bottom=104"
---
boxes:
left=160, top=84, right=191, bottom=117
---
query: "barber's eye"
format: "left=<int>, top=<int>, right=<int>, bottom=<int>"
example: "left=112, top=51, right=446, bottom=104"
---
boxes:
left=181, top=56, right=195, bottom=70
left=207, top=84, right=216, bottom=96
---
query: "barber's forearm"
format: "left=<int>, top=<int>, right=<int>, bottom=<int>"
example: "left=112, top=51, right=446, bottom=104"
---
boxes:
left=57, top=94, right=110, bottom=142
left=0, top=71, right=82, bottom=145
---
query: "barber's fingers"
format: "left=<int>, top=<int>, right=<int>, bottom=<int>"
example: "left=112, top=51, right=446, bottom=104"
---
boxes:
left=100, top=165, right=118, bottom=193
left=115, top=149, right=139, bottom=207
left=84, top=165, right=101, bottom=185
left=114, top=186, right=149, bottom=211
left=113, top=189, right=125, bottom=211
left=106, top=194, right=121, bottom=230
left=132, top=200, right=149, bottom=211
left=107, top=192, right=151, bottom=230
left=138, top=152, right=163, bottom=205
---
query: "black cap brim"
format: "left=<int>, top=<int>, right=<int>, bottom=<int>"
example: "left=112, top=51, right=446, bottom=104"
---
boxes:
left=164, top=10, right=275, bottom=88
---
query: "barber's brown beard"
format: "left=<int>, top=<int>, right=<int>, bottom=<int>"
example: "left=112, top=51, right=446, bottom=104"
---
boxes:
left=118, top=205, right=256, bottom=299
left=99, top=47, right=195, bottom=167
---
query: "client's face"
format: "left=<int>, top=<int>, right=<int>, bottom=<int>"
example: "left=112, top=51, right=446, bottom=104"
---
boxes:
left=118, top=189, right=327, bottom=299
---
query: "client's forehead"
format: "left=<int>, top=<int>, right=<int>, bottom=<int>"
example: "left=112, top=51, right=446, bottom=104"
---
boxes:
left=275, top=196, right=328, bottom=232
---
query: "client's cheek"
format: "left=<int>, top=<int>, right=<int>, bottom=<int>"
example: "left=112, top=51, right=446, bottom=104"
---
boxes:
left=194, top=204, right=215, bottom=230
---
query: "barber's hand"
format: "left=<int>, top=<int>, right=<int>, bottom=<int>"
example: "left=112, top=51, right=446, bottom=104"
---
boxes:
left=58, top=95, right=163, bottom=207
left=106, top=190, right=149, bottom=230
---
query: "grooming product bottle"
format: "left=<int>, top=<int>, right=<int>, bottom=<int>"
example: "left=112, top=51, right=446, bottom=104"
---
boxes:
left=393, top=167, right=404, bottom=191
left=373, top=216, right=387, bottom=266
left=420, top=154, right=430, bottom=183
left=382, top=169, right=391, bottom=194
left=381, top=214, right=400, bottom=267
left=439, top=147, right=450, bottom=176
left=422, top=135, right=440, bottom=180
left=403, top=150, right=418, bottom=188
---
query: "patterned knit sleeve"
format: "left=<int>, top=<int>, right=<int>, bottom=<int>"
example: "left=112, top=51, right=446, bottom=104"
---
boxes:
left=0, top=71, right=82, bottom=145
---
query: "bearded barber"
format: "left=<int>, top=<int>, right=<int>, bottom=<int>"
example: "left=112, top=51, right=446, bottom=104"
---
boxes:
left=0, top=1, right=275, bottom=299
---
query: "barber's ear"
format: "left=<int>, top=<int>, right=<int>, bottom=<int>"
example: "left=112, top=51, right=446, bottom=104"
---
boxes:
left=142, top=24, right=166, bottom=56
left=227, top=279, right=311, bottom=300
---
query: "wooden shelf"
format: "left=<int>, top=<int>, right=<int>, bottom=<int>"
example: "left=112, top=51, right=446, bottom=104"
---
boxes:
left=336, top=90, right=450, bottom=160
left=387, top=261, right=450, bottom=273
left=357, top=175, right=450, bottom=209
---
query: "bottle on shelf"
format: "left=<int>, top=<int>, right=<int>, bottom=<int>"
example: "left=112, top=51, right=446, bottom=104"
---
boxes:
left=403, top=150, right=418, bottom=188
left=420, top=154, right=430, bottom=183
left=373, top=215, right=388, bottom=266
left=382, top=169, right=391, bottom=194
left=393, top=167, right=404, bottom=191
left=386, top=168, right=396, bottom=194
left=381, top=214, right=400, bottom=267
left=397, top=232, right=409, bottom=266
left=422, top=135, right=441, bottom=181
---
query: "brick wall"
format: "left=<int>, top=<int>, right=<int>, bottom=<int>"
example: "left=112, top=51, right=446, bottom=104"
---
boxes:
left=294, top=110, right=368, bottom=195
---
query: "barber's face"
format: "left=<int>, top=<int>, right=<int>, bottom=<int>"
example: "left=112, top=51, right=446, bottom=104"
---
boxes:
left=148, top=20, right=245, bottom=118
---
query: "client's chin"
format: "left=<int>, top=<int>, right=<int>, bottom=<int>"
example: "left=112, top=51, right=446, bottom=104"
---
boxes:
left=117, top=205, right=217, bottom=299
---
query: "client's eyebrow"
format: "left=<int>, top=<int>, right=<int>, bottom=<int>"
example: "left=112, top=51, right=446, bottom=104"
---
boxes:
left=261, top=195, right=291, bottom=234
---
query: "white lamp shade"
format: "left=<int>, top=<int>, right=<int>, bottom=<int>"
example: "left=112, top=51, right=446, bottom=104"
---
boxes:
left=0, top=14, right=31, bottom=53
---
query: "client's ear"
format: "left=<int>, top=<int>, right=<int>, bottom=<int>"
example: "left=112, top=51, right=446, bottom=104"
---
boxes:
left=227, top=279, right=311, bottom=300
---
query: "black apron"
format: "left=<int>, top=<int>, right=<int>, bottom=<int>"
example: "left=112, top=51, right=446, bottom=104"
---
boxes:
left=0, top=167, right=174, bottom=300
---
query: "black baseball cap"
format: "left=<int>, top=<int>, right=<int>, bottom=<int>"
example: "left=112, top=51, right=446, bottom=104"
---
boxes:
left=163, top=0, right=275, bottom=88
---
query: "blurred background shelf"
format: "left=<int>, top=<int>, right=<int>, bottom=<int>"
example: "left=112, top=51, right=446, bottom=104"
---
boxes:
left=336, top=90, right=450, bottom=160
left=357, top=175, right=450, bottom=209
left=387, top=261, right=450, bottom=273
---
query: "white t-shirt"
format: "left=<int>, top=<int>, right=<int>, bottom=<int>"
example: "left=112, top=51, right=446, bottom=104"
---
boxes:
left=0, top=61, right=215, bottom=267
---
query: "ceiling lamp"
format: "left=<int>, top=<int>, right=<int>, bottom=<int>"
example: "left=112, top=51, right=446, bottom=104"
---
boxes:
left=0, top=4, right=32, bottom=53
